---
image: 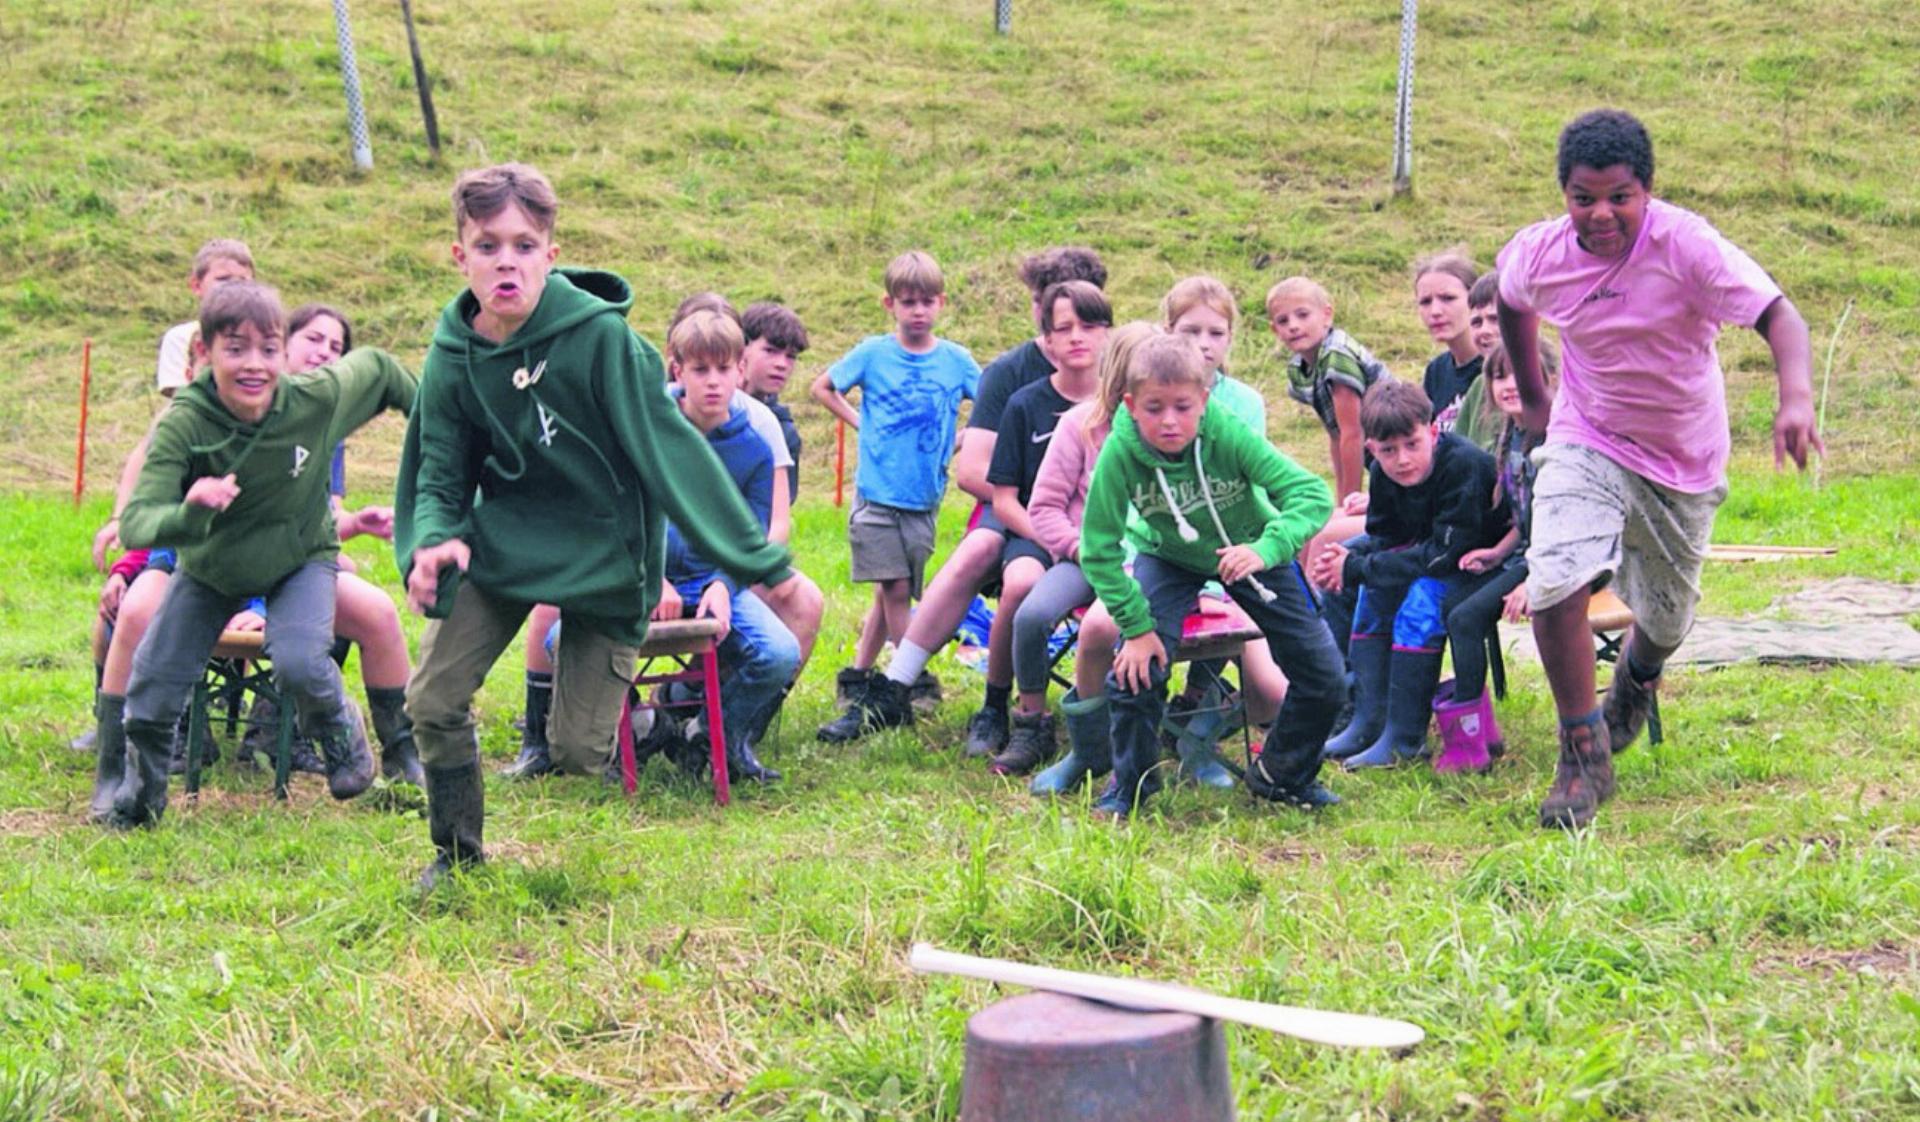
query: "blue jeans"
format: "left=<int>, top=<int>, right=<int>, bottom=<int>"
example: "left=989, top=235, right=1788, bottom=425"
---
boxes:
left=1106, top=554, right=1345, bottom=810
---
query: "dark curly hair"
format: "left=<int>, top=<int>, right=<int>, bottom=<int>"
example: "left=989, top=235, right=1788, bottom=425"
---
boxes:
left=1557, top=109, right=1654, bottom=190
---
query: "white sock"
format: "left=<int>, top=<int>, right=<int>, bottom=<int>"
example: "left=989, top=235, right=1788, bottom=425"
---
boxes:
left=884, top=640, right=935, bottom=686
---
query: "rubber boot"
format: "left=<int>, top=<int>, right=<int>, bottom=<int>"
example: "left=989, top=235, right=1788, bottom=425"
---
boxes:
left=1539, top=713, right=1615, bottom=830
left=1170, top=684, right=1239, bottom=789
left=1030, top=689, right=1110, bottom=796
left=418, top=757, right=486, bottom=891
left=1321, top=634, right=1388, bottom=760
left=501, top=672, right=555, bottom=779
left=109, top=716, right=175, bottom=829
left=314, top=699, right=376, bottom=800
left=366, top=686, right=426, bottom=787
left=88, top=694, right=128, bottom=824
left=1344, top=649, right=1443, bottom=770
left=1430, top=681, right=1494, bottom=775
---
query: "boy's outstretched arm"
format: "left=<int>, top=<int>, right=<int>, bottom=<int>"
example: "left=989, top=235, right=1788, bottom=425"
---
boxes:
left=1497, top=297, right=1550, bottom=435
left=323, top=348, right=417, bottom=447
left=1756, top=296, right=1822, bottom=470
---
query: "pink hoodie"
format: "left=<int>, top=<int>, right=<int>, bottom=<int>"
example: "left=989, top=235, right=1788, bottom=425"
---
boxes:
left=1027, top=400, right=1111, bottom=561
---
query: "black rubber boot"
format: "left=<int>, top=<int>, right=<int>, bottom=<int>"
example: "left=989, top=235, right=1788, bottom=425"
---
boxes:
left=500, top=671, right=555, bottom=779
left=109, top=716, right=175, bottom=829
left=1343, top=649, right=1443, bottom=770
left=88, top=694, right=128, bottom=824
left=418, top=758, right=486, bottom=891
left=366, top=686, right=426, bottom=786
left=1322, top=634, right=1388, bottom=759
left=314, top=700, right=376, bottom=800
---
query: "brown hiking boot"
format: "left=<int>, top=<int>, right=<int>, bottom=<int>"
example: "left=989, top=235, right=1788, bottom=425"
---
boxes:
left=1602, top=665, right=1659, bottom=756
left=1538, top=717, right=1615, bottom=830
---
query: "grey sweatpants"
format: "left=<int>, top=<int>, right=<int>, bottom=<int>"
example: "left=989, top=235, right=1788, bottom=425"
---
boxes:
left=126, top=560, right=348, bottom=736
left=1012, top=560, right=1096, bottom=694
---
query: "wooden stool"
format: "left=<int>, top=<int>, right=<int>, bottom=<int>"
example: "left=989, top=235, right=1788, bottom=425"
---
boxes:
left=184, top=629, right=296, bottom=799
left=614, top=617, right=731, bottom=805
left=959, top=991, right=1234, bottom=1122
left=1589, top=588, right=1662, bottom=745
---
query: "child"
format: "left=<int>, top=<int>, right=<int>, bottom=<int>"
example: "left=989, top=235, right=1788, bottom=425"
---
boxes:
left=397, top=163, right=794, bottom=888
left=1163, top=275, right=1264, bottom=434
left=1435, top=341, right=1561, bottom=772
left=655, top=310, right=802, bottom=783
left=741, top=301, right=810, bottom=502
left=1497, top=109, right=1820, bottom=828
left=1311, top=381, right=1508, bottom=771
left=1448, top=271, right=1505, bottom=452
left=107, top=281, right=416, bottom=828
left=1022, top=321, right=1160, bottom=795
left=833, top=247, right=1109, bottom=756
left=154, top=239, right=255, bottom=396
left=977, top=280, right=1111, bottom=775
left=1080, top=333, right=1344, bottom=818
left=1269, top=275, right=1393, bottom=505
left=1414, top=249, right=1483, bottom=433
left=810, top=251, right=981, bottom=739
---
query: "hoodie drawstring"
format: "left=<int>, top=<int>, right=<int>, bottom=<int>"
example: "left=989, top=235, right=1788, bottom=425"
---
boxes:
left=1182, top=435, right=1279, bottom=605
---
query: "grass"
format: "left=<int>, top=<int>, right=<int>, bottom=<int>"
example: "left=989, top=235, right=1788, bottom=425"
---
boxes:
left=3, top=0, right=1919, bottom=1118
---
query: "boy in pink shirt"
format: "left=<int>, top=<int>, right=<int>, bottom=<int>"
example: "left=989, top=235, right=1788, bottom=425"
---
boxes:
left=1498, top=108, right=1822, bottom=830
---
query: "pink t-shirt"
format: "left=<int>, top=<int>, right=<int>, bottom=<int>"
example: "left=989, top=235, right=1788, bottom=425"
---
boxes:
left=1497, top=198, right=1783, bottom=492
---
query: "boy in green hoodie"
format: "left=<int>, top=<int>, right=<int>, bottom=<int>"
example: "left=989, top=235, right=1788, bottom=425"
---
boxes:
left=1080, top=333, right=1345, bottom=818
left=395, top=163, right=794, bottom=890
left=110, top=281, right=416, bottom=829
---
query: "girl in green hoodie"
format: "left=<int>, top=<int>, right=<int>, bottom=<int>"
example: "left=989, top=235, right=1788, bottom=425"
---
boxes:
left=1079, top=334, right=1347, bottom=818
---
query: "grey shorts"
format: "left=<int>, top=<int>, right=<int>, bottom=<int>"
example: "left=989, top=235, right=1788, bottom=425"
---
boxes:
left=1525, top=441, right=1727, bottom=648
left=848, top=496, right=937, bottom=598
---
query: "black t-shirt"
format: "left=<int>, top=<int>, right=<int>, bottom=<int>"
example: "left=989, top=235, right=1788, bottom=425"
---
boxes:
left=1343, top=432, right=1507, bottom=590
left=987, top=376, right=1077, bottom=509
left=1423, top=351, right=1483, bottom=432
left=967, top=339, right=1055, bottom=432
left=756, top=393, right=803, bottom=502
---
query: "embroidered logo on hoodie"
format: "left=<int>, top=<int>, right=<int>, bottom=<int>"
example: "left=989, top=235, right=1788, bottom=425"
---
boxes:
left=536, top=403, right=559, bottom=447
left=291, top=445, right=310, bottom=478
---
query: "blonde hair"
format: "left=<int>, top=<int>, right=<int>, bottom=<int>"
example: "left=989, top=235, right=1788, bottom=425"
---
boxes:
left=191, top=238, right=254, bottom=281
left=883, top=250, right=945, bottom=299
left=1411, top=246, right=1479, bottom=293
left=1264, top=275, right=1330, bottom=319
left=668, top=309, right=744, bottom=366
left=1161, top=275, right=1238, bottom=332
left=1085, top=322, right=1162, bottom=438
left=1126, top=332, right=1209, bottom=397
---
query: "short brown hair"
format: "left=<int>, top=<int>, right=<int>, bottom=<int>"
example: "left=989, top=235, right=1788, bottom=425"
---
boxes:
left=1468, top=270, right=1500, bottom=309
left=884, top=251, right=944, bottom=300
left=1019, top=246, right=1108, bottom=296
left=742, top=302, right=809, bottom=355
left=1412, top=247, right=1478, bottom=293
left=1360, top=379, right=1432, bottom=441
left=451, top=162, right=558, bottom=236
left=669, top=291, right=741, bottom=338
left=1039, top=280, right=1113, bottom=334
left=200, top=281, right=286, bottom=346
left=668, top=309, right=744, bottom=367
left=1125, top=332, right=1209, bottom=396
left=287, top=303, right=353, bottom=353
left=192, top=238, right=254, bottom=281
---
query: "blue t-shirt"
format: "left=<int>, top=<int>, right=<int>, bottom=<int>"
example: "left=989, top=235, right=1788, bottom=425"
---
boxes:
left=830, top=333, right=980, bottom=511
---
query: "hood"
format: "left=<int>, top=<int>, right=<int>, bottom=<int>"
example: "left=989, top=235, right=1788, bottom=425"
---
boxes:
left=170, top=368, right=283, bottom=470
left=666, top=385, right=753, bottom=443
left=430, top=267, right=634, bottom=357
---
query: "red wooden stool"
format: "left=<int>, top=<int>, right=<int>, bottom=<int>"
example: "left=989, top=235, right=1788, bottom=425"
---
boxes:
left=614, top=617, right=732, bottom=805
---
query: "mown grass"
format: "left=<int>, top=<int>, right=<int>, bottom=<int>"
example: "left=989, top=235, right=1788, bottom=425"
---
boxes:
left=4, top=0, right=1920, bottom=1118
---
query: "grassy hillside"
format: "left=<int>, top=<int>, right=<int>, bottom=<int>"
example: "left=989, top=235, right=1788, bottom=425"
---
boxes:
left=3, top=1, right=1919, bottom=1119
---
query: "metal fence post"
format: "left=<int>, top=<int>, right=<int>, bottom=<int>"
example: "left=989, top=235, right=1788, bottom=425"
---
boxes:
left=995, top=0, right=1011, bottom=35
left=331, top=0, right=374, bottom=171
left=1391, top=0, right=1417, bottom=196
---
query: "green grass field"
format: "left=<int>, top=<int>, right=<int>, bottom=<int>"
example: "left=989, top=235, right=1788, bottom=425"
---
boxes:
left=4, top=0, right=1919, bottom=1118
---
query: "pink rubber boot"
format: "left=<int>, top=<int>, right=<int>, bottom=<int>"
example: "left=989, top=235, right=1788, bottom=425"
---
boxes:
left=1431, top=683, right=1494, bottom=774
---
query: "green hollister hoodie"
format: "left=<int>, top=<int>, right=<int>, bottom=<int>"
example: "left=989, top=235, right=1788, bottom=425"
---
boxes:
left=393, top=268, right=792, bottom=644
left=119, top=349, right=416, bottom=598
left=1081, top=400, right=1332, bottom=639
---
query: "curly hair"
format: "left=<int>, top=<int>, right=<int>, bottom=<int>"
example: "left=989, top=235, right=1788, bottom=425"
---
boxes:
left=1557, top=109, right=1654, bottom=190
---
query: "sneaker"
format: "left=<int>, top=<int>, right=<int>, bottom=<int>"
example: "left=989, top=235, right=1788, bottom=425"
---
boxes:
left=817, top=675, right=913, bottom=743
left=962, top=705, right=1009, bottom=759
left=834, top=666, right=873, bottom=707
left=989, top=711, right=1056, bottom=776
left=1268, top=780, right=1342, bottom=810
left=1090, top=788, right=1132, bottom=821
left=1602, top=665, right=1659, bottom=756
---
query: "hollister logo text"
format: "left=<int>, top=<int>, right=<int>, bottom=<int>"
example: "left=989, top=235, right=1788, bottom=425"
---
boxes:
left=1128, top=476, right=1250, bottom=520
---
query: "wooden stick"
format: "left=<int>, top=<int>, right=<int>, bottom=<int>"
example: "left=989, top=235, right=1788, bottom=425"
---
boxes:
left=74, top=338, right=91, bottom=507
left=910, top=943, right=1424, bottom=1050
left=399, top=0, right=440, bottom=158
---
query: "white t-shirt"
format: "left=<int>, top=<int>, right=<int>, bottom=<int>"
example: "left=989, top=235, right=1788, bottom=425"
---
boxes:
left=735, top=390, right=794, bottom=472
left=155, top=320, right=199, bottom=394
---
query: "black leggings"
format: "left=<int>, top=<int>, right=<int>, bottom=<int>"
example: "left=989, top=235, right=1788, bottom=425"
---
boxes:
left=1445, top=562, right=1528, bottom=701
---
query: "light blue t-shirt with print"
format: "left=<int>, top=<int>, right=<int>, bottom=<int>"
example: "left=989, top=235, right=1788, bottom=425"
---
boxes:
left=830, top=332, right=981, bottom=511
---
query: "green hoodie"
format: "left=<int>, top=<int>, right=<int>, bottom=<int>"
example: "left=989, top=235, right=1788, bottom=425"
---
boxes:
left=1081, top=400, right=1331, bottom=639
left=119, top=349, right=416, bottom=598
left=393, top=268, right=791, bottom=643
